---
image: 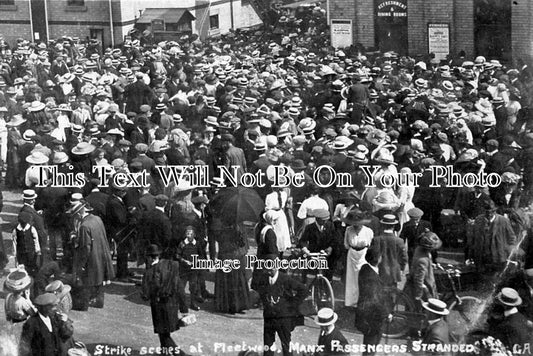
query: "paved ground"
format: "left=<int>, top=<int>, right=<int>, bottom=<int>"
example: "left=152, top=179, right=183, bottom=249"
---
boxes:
left=0, top=187, right=477, bottom=356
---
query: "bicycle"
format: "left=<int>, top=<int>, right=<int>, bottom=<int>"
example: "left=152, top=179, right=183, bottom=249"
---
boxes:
left=382, top=263, right=484, bottom=339
left=286, top=248, right=335, bottom=316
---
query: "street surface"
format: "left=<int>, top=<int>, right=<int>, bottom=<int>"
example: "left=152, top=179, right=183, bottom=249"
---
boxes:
left=0, top=188, right=467, bottom=356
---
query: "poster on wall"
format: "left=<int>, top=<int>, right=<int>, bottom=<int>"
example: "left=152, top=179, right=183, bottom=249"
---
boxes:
left=330, top=19, right=353, bottom=48
left=428, top=23, right=450, bottom=61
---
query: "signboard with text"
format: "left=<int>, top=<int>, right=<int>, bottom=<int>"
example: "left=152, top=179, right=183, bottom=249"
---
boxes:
left=375, top=0, right=407, bottom=23
left=428, top=23, right=450, bottom=61
left=330, top=19, right=353, bottom=49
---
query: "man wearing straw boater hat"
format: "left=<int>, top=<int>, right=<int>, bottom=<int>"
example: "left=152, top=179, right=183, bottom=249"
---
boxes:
left=490, top=288, right=533, bottom=352
left=371, top=214, right=407, bottom=287
left=69, top=200, right=114, bottom=311
left=314, top=307, right=349, bottom=355
left=420, top=298, right=450, bottom=351
left=20, top=189, right=49, bottom=268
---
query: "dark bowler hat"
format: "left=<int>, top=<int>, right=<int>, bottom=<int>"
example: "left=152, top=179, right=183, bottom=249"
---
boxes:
left=146, top=244, right=162, bottom=257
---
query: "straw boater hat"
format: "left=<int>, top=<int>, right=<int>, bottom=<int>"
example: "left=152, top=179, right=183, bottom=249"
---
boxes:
left=52, top=152, right=69, bottom=164
left=45, top=280, right=72, bottom=299
left=72, top=142, right=96, bottom=155
left=315, top=308, right=338, bottom=326
left=380, top=214, right=399, bottom=225
left=6, top=114, right=26, bottom=127
left=4, top=268, right=33, bottom=292
left=422, top=298, right=449, bottom=316
left=496, top=288, right=522, bottom=307
left=331, top=136, right=354, bottom=150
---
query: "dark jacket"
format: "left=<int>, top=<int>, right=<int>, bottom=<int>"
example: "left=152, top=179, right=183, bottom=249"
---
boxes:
left=316, top=327, right=349, bottom=356
left=357, top=263, right=387, bottom=332
left=421, top=318, right=451, bottom=356
left=251, top=271, right=307, bottom=321
left=20, top=313, right=72, bottom=356
left=141, top=259, right=188, bottom=334
left=400, top=219, right=432, bottom=261
left=372, top=231, right=408, bottom=285
left=140, top=208, right=172, bottom=251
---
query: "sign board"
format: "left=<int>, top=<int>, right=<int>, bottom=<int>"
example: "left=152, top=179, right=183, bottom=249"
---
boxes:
left=376, top=0, right=407, bottom=20
left=330, top=19, right=352, bottom=49
left=428, top=23, right=450, bottom=61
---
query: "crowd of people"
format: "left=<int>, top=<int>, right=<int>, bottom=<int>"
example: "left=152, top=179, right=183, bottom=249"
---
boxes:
left=1, top=2, right=533, bottom=355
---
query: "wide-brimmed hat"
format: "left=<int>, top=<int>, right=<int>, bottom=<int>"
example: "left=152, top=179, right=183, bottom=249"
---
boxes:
left=4, top=268, right=32, bottom=292
left=366, top=129, right=387, bottom=146
left=496, top=288, right=522, bottom=307
left=342, top=209, right=370, bottom=226
left=380, top=214, right=399, bottom=225
left=418, top=231, right=442, bottom=250
left=22, top=129, right=36, bottom=141
left=475, top=99, right=493, bottom=115
left=45, top=280, right=72, bottom=299
left=6, top=114, right=27, bottom=127
left=422, top=298, right=449, bottom=315
left=71, top=142, right=96, bottom=155
left=331, top=136, right=354, bottom=150
left=28, top=100, right=46, bottom=112
left=315, top=308, right=338, bottom=326
left=26, top=151, right=49, bottom=164
left=374, top=147, right=396, bottom=165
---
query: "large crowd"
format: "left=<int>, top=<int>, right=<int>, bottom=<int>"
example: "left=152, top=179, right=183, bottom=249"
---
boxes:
left=1, top=3, right=533, bottom=356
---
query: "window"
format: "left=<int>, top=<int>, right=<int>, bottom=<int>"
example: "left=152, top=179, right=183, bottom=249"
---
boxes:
left=209, top=14, right=219, bottom=30
left=67, top=0, right=84, bottom=6
left=0, top=0, right=15, bottom=5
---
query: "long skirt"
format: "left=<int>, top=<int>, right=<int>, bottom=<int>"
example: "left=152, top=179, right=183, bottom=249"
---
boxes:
left=214, top=262, right=250, bottom=314
left=345, top=248, right=366, bottom=307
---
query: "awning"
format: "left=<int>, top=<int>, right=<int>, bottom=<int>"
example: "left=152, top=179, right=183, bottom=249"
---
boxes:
left=280, top=0, right=324, bottom=9
left=137, top=8, right=196, bottom=24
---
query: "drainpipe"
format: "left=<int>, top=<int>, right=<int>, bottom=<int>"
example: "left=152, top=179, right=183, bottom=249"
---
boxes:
left=229, top=0, right=234, bottom=30
left=43, top=0, right=49, bottom=42
left=28, top=0, right=34, bottom=42
left=108, top=0, right=115, bottom=47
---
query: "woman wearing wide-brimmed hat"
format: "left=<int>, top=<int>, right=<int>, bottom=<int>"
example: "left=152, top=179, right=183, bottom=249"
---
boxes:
left=343, top=208, right=373, bottom=307
left=4, top=267, right=37, bottom=324
left=403, top=231, right=442, bottom=309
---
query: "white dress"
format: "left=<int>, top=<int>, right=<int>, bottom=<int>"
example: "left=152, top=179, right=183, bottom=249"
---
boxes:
left=265, top=190, right=291, bottom=252
left=344, top=225, right=374, bottom=306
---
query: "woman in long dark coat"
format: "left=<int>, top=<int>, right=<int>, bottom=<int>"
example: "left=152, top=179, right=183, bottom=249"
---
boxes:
left=210, top=218, right=251, bottom=314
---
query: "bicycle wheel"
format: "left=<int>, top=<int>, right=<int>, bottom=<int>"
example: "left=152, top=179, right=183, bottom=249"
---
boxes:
left=448, top=295, right=484, bottom=340
left=311, top=275, right=335, bottom=313
left=382, top=289, right=416, bottom=339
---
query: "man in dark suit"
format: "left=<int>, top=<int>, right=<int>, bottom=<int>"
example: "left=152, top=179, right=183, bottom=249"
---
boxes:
left=140, top=195, right=172, bottom=256
left=400, top=207, right=432, bottom=263
left=372, top=215, right=407, bottom=287
left=314, top=308, right=349, bottom=356
left=20, top=293, right=73, bottom=356
left=105, top=185, right=130, bottom=280
left=298, top=209, right=337, bottom=281
left=124, top=73, right=154, bottom=113
left=420, top=298, right=451, bottom=356
left=251, top=254, right=307, bottom=356
left=141, top=244, right=189, bottom=352
left=20, top=190, right=49, bottom=266
left=85, top=180, right=110, bottom=220
left=491, top=288, right=533, bottom=354
left=357, top=245, right=387, bottom=356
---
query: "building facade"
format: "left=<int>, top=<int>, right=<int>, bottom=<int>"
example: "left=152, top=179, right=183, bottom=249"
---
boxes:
left=0, top=0, right=262, bottom=47
left=329, top=0, right=530, bottom=63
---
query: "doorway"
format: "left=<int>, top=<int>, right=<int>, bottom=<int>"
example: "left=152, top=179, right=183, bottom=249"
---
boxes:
left=30, top=0, right=48, bottom=42
left=474, top=0, right=511, bottom=62
left=374, top=0, right=408, bottom=55
left=90, top=29, right=105, bottom=49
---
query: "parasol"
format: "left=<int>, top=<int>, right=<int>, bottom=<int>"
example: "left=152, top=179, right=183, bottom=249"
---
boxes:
left=210, top=186, right=265, bottom=223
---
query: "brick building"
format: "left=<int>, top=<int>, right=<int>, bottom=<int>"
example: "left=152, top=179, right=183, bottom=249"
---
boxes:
left=0, top=0, right=262, bottom=47
left=329, top=0, right=530, bottom=63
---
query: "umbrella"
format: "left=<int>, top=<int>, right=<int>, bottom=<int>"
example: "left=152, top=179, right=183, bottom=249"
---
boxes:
left=210, top=186, right=265, bottom=224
